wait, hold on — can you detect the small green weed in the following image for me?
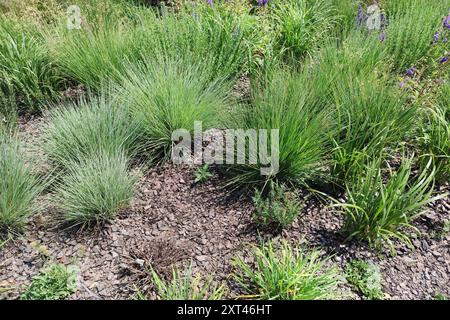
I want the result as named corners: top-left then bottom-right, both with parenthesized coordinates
top-left (20, 263), bottom-right (78, 300)
top-left (345, 260), bottom-right (384, 300)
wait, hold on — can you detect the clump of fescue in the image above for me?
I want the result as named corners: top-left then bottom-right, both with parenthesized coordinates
top-left (252, 182), bottom-right (301, 230)
top-left (223, 67), bottom-right (329, 189)
top-left (54, 153), bottom-right (136, 229)
top-left (20, 263), bottom-right (78, 300)
top-left (335, 157), bottom-right (439, 251)
top-left (330, 75), bottom-right (416, 182)
top-left (0, 18), bottom-right (63, 112)
top-left (120, 59), bottom-right (229, 161)
top-left (418, 85), bottom-right (450, 182)
top-left (271, 0), bottom-right (339, 62)
top-left (55, 5), bottom-right (247, 91)
top-left (148, 265), bottom-right (226, 300)
top-left (43, 92), bottom-right (142, 169)
top-left (0, 135), bottom-right (42, 236)
top-left (232, 241), bottom-right (340, 300)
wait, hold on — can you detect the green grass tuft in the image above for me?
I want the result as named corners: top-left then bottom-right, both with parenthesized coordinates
top-left (0, 135), bottom-right (42, 237)
top-left (232, 241), bottom-right (340, 300)
top-left (150, 265), bottom-right (226, 300)
top-left (223, 67), bottom-right (329, 189)
top-left (119, 59), bottom-right (229, 161)
top-left (43, 91), bottom-right (142, 169)
top-left (335, 156), bottom-right (438, 250)
top-left (54, 152), bottom-right (136, 228)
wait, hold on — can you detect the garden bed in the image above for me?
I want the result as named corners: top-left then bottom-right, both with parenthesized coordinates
top-left (1, 115), bottom-right (449, 299)
top-left (1, 0), bottom-right (450, 301)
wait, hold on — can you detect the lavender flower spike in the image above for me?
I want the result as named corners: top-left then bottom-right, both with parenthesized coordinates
top-left (440, 56), bottom-right (449, 64)
top-left (356, 4), bottom-right (365, 28)
top-left (207, 0), bottom-right (213, 6)
top-left (406, 67), bottom-right (416, 76)
top-left (379, 32), bottom-right (386, 42)
top-left (258, 0), bottom-right (268, 6)
top-left (434, 32), bottom-right (439, 44)
top-left (380, 13), bottom-right (387, 30)
top-left (444, 14), bottom-right (450, 30)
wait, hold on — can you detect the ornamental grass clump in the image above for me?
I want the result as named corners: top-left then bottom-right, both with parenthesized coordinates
top-left (54, 152), bottom-right (136, 228)
top-left (119, 58), bottom-right (230, 161)
top-left (54, 17), bottom-right (138, 92)
top-left (232, 241), bottom-right (340, 300)
top-left (335, 157), bottom-right (438, 251)
top-left (0, 18), bottom-right (63, 112)
top-left (223, 68), bottom-right (329, 189)
top-left (150, 265), bottom-right (226, 300)
top-left (43, 92), bottom-right (142, 169)
top-left (271, 0), bottom-right (339, 62)
top-left (134, 6), bottom-right (247, 83)
top-left (330, 75), bottom-right (416, 182)
top-left (0, 135), bottom-right (42, 236)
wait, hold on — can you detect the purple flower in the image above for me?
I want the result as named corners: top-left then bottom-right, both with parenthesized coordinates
top-left (434, 32), bottom-right (439, 43)
top-left (380, 13), bottom-right (387, 30)
top-left (207, 0), bottom-right (213, 6)
top-left (258, 0), bottom-right (268, 6)
top-left (406, 67), bottom-right (416, 76)
top-left (356, 4), bottom-right (365, 28)
top-left (379, 32), bottom-right (386, 42)
top-left (443, 14), bottom-right (450, 30)
top-left (399, 81), bottom-right (405, 88)
top-left (440, 56), bottom-right (449, 63)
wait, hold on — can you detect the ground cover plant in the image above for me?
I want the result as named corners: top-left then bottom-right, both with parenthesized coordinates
top-left (1, 0), bottom-right (449, 301)
top-left (119, 58), bottom-right (231, 161)
top-left (20, 263), bottom-right (77, 300)
top-left (252, 182), bottom-right (301, 229)
top-left (345, 260), bottom-right (384, 300)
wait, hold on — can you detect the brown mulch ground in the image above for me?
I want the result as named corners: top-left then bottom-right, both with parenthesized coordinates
top-left (0, 115), bottom-right (449, 300)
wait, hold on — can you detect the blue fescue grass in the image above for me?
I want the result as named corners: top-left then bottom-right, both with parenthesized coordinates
top-left (43, 91), bottom-right (143, 169)
top-left (0, 135), bottom-right (43, 236)
top-left (54, 152), bottom-right (136, 229)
